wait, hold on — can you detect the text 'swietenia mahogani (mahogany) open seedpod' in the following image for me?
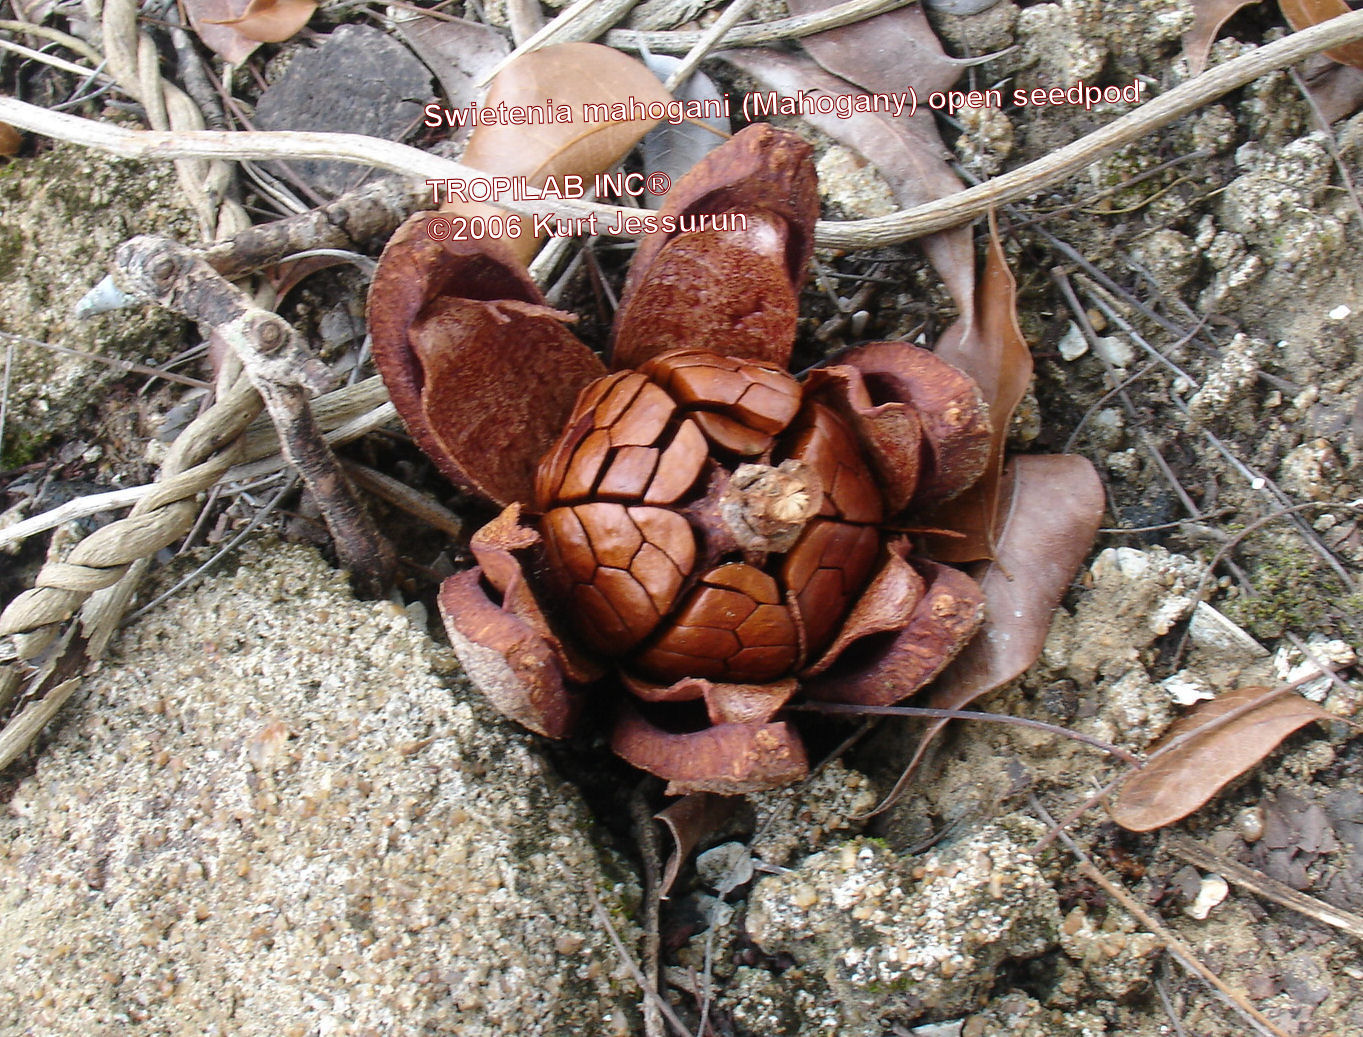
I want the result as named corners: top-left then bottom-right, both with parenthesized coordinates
top-left (368, 122), bottom-right (1102, 794)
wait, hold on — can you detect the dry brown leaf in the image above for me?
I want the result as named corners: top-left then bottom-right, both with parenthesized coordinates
top-left (1183, 0), bottom-right (1258, 76)
top-left (0, 122), bottom-right (21, 157)
top-left (450, 42), bottom-right (673, 264)
top-left (883, 453), bottom-right (1104, 803)
top-left (787, 0), bottom-right (970, 97)
top-left (929, 454), bottom-right (1104, 705)
top-left (922, 217), bottom-right (1034, 562)
top-left (1281, 0), bottom-right (1363, 70)
top-left (182, 0), bottom-right (260, 63)
top-left (393, 13), bottom-right (510, 145)
top-left (784, 0), bottom-right (974, 311)
top-left (654, 793), bottom-right (748, 897)
top-left (719, 49), bottom-right (975, 317)
top-left (1112, 686), bottom-right (1333, 832)
top-left (206, 0), bottom-right (317, 43)
top-left (1301, 53), bottom-right (1363, 121)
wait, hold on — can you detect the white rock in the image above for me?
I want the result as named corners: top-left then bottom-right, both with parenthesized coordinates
top-left (1162, 671), bottom-right (1215, 705)
top-left (1188, 602), bottom-right (1268, 656)
top-left (1058, 323), bottom-right (1089, 361)
top-left (1184, 874), bottom-right (1229, 920)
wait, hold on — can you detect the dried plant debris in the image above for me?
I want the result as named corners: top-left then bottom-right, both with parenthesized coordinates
top-left (203, 0), bottom-right (316, 45)
top-left (1183, 0), bottom-right (1259, 76)
top-left (252, 25), bottom-right (432, 196)
top-left (1112, 686), bottom-right (1334, 832)
top-left (1281, 0), bottom-right (1363, 70)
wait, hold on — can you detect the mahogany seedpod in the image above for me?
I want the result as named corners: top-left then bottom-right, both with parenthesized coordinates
top-left (369, 123), bottom-right (1097, 794)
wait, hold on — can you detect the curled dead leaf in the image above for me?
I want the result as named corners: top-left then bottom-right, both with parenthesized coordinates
top-left (922, 217), bottom-right (1034, 563)
top-left (1281, 0), bottom-right (1363, 70)
top-left (654, 793), bottom-right (748, 897)
top-left (1111, 686), bottom-right (1334, 832)
top-left (1183, 0), bottom-right (1258, 77)
top-left (867, 453), bottom-right (1104, 814)
top-left (182, 0), bottom-right (262, 63)
top-left (787, 0), bottom-right (971, 97)
top-left (206, 0), bottom-right (316, 43)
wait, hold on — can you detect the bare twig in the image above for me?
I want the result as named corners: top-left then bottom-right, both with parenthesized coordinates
top-left (478, 0), bottom-right (640, 86)
top-left (663, 0), bottom-right (756, 94)
top-left (0, 329), bottom-right (210, 389)
top-left (124, 476), bottom-right (298, 624)
top-left (788, 701), bottom-right (1142, 766)
top-left (342, 462), bottom-right (465, 541)
top-left (0, 20), bottom-right (106, 67)
top-left (1171, 499), bottom-right (1363, 664)
top-left (1289, 67), bottom-right (1363, 235)
top-left (1154, 971), bottom-right (1190, 1037)
top-left (0, 379), bottom-right (394, 553)
top-left (1052, 269), bottom-right (1204, 521)
top-left (606, 0), bottom-right (914, 53)
top-left (0, 35), bottom-right (112, 81)
top-left (587, 892), bottom-right (692, 1037)
top-left (630, 783), bottom-right (666, 1037)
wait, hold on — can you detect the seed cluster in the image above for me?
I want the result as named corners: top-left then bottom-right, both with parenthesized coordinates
top-left (534, 349), bottom-right (886, 684)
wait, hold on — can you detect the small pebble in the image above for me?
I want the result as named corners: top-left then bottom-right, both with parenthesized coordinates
top-left (1236, 806), bottom-right (1266, 843)
top-left (1184, 874), bottom-right (1229, 920)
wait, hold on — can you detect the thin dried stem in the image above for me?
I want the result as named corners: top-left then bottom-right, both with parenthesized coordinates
top-left (477, 0), bottom-right (640, 86)
top-left (1289, 67), bottom-right (1363, 234)
top-left (0, 678), bottom-right (81, 772)
top-left (789, 701), bottom-right (1142, 766)
top-left (1164, 831), bottom-right (1363, 940)
top-left (0, 35), bottom-right (111, 80)
top-left (124, 476), bottom-right (297, 624)
top-left (0, 329), bottom-right (210, 389)
top-left (0, 19), bottom-right (106, 66)
top-left (587, 891), bottom-right (692, 1037)
top-left (1171, 499), bottom-right (1363, 663)
top-left (0, 379), bottom-right (393, 553)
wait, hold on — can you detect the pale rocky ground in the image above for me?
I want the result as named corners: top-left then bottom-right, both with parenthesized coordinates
top-left (3, 1), bottom-right (1363, 1035)
top-left (0, 542), bottom-right (641, 1035)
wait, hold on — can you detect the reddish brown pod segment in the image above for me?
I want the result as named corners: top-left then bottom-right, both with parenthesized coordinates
top-left (535, 349), bottom-right (891, 686)
top-left (367, 120), bottom-right (1099, 796)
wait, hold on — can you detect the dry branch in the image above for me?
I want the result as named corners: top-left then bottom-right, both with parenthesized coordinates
top-left (111, 236), bottom-right (398, 599)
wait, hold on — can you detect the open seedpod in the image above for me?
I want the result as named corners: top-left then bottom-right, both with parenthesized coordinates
top-left (368, 123), bottom-right (1103, 794)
